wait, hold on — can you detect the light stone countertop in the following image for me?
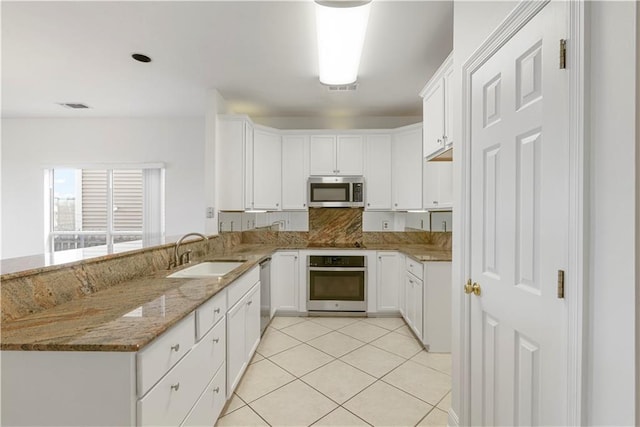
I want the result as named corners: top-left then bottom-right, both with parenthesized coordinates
top-left (0, 244), bottom-right (450, 352)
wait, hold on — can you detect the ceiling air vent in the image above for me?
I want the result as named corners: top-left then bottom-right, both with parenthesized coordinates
top-left (327, 83), bottom-right (358, 92)
top-left (58, 103), bottom-right (90, 109)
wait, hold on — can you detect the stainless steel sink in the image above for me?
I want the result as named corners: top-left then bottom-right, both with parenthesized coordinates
top-left (167, 261), bottom-right (244, 279)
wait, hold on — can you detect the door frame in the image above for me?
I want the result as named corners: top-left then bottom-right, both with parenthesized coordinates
top-left (456, 1), bottom-right (587, 425)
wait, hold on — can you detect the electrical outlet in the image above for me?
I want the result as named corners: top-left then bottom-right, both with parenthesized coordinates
top-left (382, 220), bottom-right (390, 230)
top-left (206, 207), bottom-right (215, 219)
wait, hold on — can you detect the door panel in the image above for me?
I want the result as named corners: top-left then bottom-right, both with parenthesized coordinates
top-left (469, 2), bottom-right (568, 425)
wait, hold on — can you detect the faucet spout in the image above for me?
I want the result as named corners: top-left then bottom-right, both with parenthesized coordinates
top-left (170, 232), bottom-right (208, 269)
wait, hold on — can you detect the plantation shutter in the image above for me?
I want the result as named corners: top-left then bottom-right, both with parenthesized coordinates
top-left (81, 170), bottom-right (108, 230)
top-left (112, 170), bottom-right (143, 231)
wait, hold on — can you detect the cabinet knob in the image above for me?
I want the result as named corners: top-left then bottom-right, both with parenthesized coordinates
top-left (395, 203), bottom-right (398, 207)
top-left (213, 387), bottom-right (220, 394)
top-left (295, 256), bottom-right (298, 260)
top-left (214, 308), bottom-right (220, 314)
top-left (171, 383), bottom-right (180, 391)
top-left (247, 300), bottom-right (253, 306)
top-left (433, 201), bottom-right (439, 205)
top-left (276, 203), bottom-right (279, 207)
top-left (367, 203), bottom-right (370, 206)
top-left (213, 337), bottom-right (220, 343)
top-left (170, 344), bottom-right (180, 352)
top-left (303, 203), bottom-right (306, 207)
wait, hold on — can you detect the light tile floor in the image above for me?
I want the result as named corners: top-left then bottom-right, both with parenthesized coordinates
top-left (216, 316), bottom-right (451, 427)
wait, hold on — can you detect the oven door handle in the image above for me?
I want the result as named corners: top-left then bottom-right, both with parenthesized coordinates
top-left (308, 267), bottom-right (366, 272)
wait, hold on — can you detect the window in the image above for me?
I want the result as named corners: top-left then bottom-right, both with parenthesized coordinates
top-left (45, 166), bottom-right (164, 253)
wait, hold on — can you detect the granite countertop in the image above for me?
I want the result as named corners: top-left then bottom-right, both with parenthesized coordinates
top-left (0, 244), bottom-right (450, 352)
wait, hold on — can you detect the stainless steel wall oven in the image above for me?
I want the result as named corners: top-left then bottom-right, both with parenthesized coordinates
top-left (307, 255), bottom-right (366, 312)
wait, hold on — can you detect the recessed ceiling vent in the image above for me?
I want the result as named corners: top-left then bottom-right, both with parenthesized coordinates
top-left (58, 103), bottom-right (90, 109)
top-left (327, 83), bottom-right (358, 92)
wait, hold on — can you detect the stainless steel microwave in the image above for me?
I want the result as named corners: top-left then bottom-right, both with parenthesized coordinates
top-left (308, 176), bottom-right (364, 208)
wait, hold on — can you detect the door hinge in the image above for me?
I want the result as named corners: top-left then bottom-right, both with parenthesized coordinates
top-left (559, 39), bottom-right (567, 69)
top-left (557, 270), bottom-right (565, 298)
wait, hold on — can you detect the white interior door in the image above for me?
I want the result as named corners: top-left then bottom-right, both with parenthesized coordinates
top-left (468, 2), bottom-right (569, 425)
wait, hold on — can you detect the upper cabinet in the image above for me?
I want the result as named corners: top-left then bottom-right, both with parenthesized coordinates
top-left (423, 162), bottom-right (453, 210)
top-left (252, 128), bottom-right (282, 210)
top-left (392, 124), bottom-right (423, 210)
top-left (364, 134), bottom-right (392, 210)
top-left (218, 116), bottom-right (252, 211)
top-left (420, 53), bottom-right (453, 161)
top-left (309, 135), bottom-right (363, 176)
top-left (281, 136), bottom-right (309, 210)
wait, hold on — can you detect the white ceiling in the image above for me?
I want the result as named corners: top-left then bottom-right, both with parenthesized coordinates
top-left (2, 1), bottom-right (453, 124)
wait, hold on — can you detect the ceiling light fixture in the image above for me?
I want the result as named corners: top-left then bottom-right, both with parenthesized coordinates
top-left (131, 53), bottom-right (152, 63)
top-left (315, 0), bottom-right (372, 86)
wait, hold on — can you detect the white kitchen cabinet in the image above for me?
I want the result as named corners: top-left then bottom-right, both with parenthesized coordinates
top-left (271, 251), bottom-right (300, 315)
top-left (404, 270), bottom-right (424, 340)
top-left (423, 161), bottom-right (453, 210)
top-left (309, 135), bottom-right (363, 175)
top-left (217, 115), bottom-right (252, 211)
top-left (376, 252), bottom-right (400, 312)
top-left (252, 129), bottom-right (281, 210)
top-left (392, 124), bottom-right (423, 210)
top-left (226, 282), bottom-right (260, 398)
top-left (420, 53), bottom-right (453, 160)
top-left (422, 262), bottom-right (452, 352)
top-left (364, 135), bottom-right (392, 210)
top-left (282, 136), bottom-right (309, 210)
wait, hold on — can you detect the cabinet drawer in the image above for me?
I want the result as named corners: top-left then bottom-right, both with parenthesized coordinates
top-left (137, 313), bottom-right (195, 397)
top-left (137, 319), bottom-right (220, 426)
top-left (196, 290), bottom-right (227, 341)
top-left (405, 258), bottom-right (424, 280)
top-left (180, 364), bottom-right (226, 427)
top-left (204, 317), bottom-right (226, 375)
top-left (227, 267), bottom-right (259, 308)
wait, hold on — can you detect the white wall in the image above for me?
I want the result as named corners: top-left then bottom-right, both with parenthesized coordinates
top-left (1, 117), bottom-right (205, 259)
top-left (452, 1), bottom-right (637, 425)
top-left (588, 1), bottom-right (637, 424)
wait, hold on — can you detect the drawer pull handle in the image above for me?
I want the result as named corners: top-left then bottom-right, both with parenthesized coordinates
top-left (213, 338), bottom-right (220, 343)
top-left (214, 308), bottom-right (221, 314)
top-left (213, 387), bottom-right (220, 394)
top-left (171, 383), bottom-right (180, 391)
top-left (171, 344), bottom-right (180, 352)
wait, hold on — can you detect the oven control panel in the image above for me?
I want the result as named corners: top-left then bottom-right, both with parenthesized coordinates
top-left (309, 255), bottom-right (366, 268)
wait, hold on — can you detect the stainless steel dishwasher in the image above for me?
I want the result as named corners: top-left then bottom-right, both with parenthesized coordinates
top-left (259, 257), bottom-right (271, 335)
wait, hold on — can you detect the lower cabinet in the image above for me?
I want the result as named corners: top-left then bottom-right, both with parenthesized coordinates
top-left (404, 271), bottom-right (424, 339)
top-left (271, 251), bottom-right (300, 315)
top-left (226, 282), bottom-right (261, 398)
top-left (376, 252), bottom-right (401, 313)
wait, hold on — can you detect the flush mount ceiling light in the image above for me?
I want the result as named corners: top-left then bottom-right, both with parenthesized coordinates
top-left (315, 0), bottom-right (372, 86)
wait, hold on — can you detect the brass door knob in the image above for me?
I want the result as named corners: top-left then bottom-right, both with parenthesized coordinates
top-left (464, 279), bottom-right (482, 296)
top-left (464, 279), bottom-right (473, 294)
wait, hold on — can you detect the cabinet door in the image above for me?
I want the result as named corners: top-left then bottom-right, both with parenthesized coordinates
top-left (336, 135), bottom-right (364, 175)
top-left (218, 118), bottom-right (248, 211)
top-left (244, 284), bottom-right (261, 360)
top-left (253, 130), bottom-right (281, 210)
top-left (404, 274), bottom-right (414, 330)
top-left (376, 252), bottom-right (400, 312)
top-left (309, 135), bottom-right (336, 175)
top-left (282, 136), bottom-right (309, 210)
top-left (422, 80), bottom-right (445, 158)
top-left (397, 254), bottom-right (406, 315)
top-left (423, 162), bottom-right (453, 210)
top-left (413, 278), bottom-right (424, 339)
top-left (226, 298), bottom-right (247, 397)
top-left (392, 127), bottom-right (423, 210)
top-left (365, 135), bottom-right (392, 210)
top-left (443, 64), bottom-right (454, 146)
top-left (272, 251), bottom-right (300, 313)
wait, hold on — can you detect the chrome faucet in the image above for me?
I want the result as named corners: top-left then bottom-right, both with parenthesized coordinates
top-left (169, 232), bottom-right (208, 269)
